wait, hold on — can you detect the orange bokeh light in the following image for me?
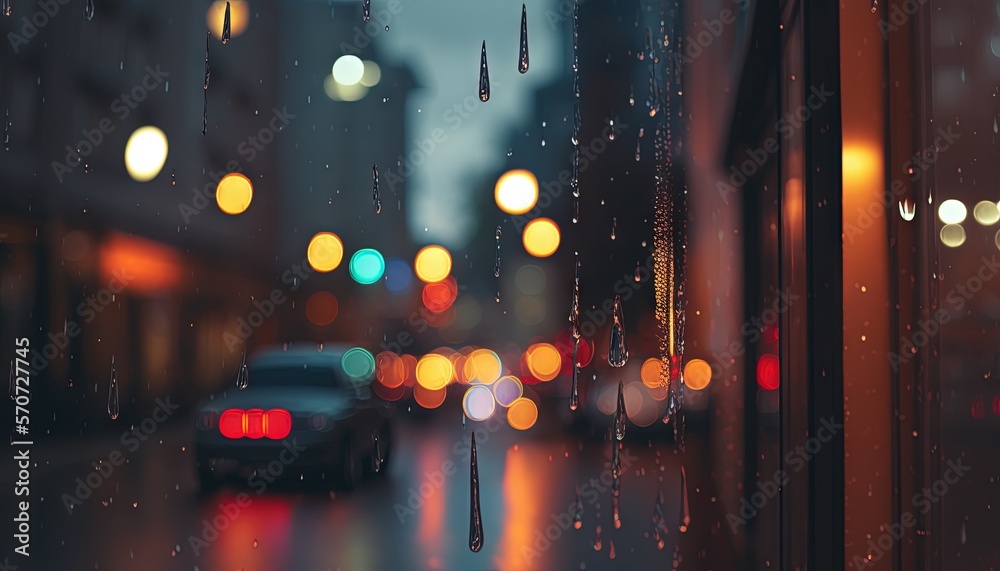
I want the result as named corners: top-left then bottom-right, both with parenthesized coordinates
top-left (305, 291), bottom-right (339, 326)
top-left (100, 233), bottom-right (181, 293)
top-left (422, 276), bottom-right (458, 313)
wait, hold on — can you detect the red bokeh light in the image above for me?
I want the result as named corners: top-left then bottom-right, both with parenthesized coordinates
top-left (554, 328), bottom-right (594, 374)
top-left (422, 276), bottom-right (458, 313)
top-left (756, 354), bottom-right (780, 390)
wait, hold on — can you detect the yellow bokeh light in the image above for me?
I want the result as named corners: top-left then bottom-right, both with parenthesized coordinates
top-left (940, 224), bottom-right (966, 248)
top-left (507, 397), bottom-right (538, 430)
top-left (640, 357), bottom-right (664, 389)
top-left (973, 200), bottom-right (1000, 225)
top-left (306, 232), bottom-right (344, 272)
top-left (526, 343), bottom-right (561, 382)
top-left (414, 245), bottom-right (452, 283)
top-left (463, 348), bottom-right (503, 384)
top-left (495, 169), bottom-right (539, 215)
top-left (415, 353), bottom-right (454, 390)
top-left (206, 0), bottom-right (249, 40)
top-left (332, 55), bottom-right (365, 86)
top-left (683, 359), bottom-right (712, 391)
top-left (124, 126), bottom-right (168, 182)
top-left (361, 61), bottom-right (382, 87)
top-left (215, 173), bottom-right (253, 215)
top-left (522, 218), bottom-right (560, 258)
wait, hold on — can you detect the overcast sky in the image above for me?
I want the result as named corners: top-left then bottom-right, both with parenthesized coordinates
top-left (377, 0), bottom-right (565, 250)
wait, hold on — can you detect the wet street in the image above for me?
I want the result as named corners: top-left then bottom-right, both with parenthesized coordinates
top-left (10, 402), bottom-right (738, 571)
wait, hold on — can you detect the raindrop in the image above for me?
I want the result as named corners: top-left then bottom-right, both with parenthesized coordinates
top-left (871, 0), bottom-right (878, 13)
top-left (3, 108), bottom-right (8, 151)
top-left (608, 539), bottom-right (616, 559)
top-left (612, 496), bottom-right (621, 528)
top-left (469, 432), bottom-right (484, 552)
top-left (372, 433), bottom-right (382, 473)
top-left (363, 0), bottom-right (371, 22)
top-left (372, 163), bottom-right (381, 214)
top-left (84, 0), bottom-right (95, 21)
top-left (593, 525), bottom-right (602, 550)
top-left (569, 255), bottom-right (581, 410)
top-left (635, 138), bottom-right (641, 161)
top-left (610, 217), bottom-right (617, 240)
top-left (2, 0), bottom-right (10, 17)
top-left (108, 356), bottom-right (119, 420)
top-left (202, 32), bottom-right (211, 135)
top-left (462, 411), bottom-right (467, 430)
top-left (572, 488), bottom-right (584, 528)
top-left (479, 41), bottom-right (491, 102)
top-left (506, 148), bottom-right (513, 157)
top-left (518, 4), bottom-right (529, 74)
top-left (608, 295), bottom-right (628, 367)
top-left (170, 167), bottom-right (176, 186)
top-left (221, 2), bottom-right (231, 44)
top-left (679, 465), bottom-right (690, 532)
top-left (633, 263), bottom-right (641, 282)
top-left (960, 520), bottom-right (967, 545)
top-left (898, 198), bottom-right (916, 221)
top-left (994, 116), bottom-right (998, 134)
top-left (236, 349), bottom-right (249, 390)
top-left (651, 490), bottom-right (668, 543)
top-left (613, 381), bottom-right (626, 440)
top-left (494, 226), bottom-right (502, 302)
top-left (611, 439), bottom-right (622, 497)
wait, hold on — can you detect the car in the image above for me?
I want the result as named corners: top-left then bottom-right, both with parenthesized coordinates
top-left (193, 344), bottom-right (394, 491)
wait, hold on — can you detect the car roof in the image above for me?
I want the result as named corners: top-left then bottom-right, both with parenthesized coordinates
top-left (248, 343), bottom-right (356, 372)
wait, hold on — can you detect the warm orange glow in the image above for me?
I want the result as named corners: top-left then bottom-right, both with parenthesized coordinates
top-left (306, 232), bottom-right (344, 272)
top-left (422, 276), bottom-right (458, 313)
top-left (304, 291), bottom-right (338, 326)
top-left (206, 0), bottom-right (250, 40)
top-left (525, 343), bottom-right (561, 381)
top-left (463, 348), bottom-right (503, 384)
top-left (413, 383), bottom-right (447, 409)
top-left (522, 218), bottom-right (561, 258)
top-left (415, 353), bottom-right (453, 390)
top-left (640, 357), bottom-right (664, 388)
top-left (495, 169), bottom-right (539, 215)
top-left (842, 143), bottom-right (881, 190)
top-left (216, 173), bottom-right (253, 215)
top-left (100, 233), bottom-right (181, 293)
top-left (683, 358), bottom-right (712, 391)
top-left (414, 245), bottom-right (452, 283)
top-left (375, 351), bottom-right (406, 388)
top-left (506, 397), bottom-right (538, 430)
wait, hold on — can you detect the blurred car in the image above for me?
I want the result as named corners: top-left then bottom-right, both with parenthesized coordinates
top-left (194, 344), bottom-right (394, 491)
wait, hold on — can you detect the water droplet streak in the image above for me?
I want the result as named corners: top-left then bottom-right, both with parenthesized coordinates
top-left (518, 4), bottom-right (529, 73)
top-left (363, 0), bottom-right (371, 22)
top-left (608, 295), bottom-right (628, 367)
top-left (494, 226), bottom-right (502, 302)
top-left (479, 41), bottom-right (491, 102)
top-left (202, 32), bottom-right (211, 135)
top-left (108, 356), bottom-right (119, 420)
top-left (679, 465), bottom-right (690, 532)
top-left (469, 432), bottom-right (484, 552)
top-left (614, 380), bottom-right (626, 440)
top-left (372, 163), bottom-right (381, 214)
top-left (84, 0), bottom-right (95, 21)
top-left (221, 2), bottom-right (232, 44)
top-left (236, 349), bottom-right (249, 390)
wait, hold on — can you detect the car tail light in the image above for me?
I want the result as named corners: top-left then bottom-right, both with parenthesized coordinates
top-left (219, 409), bottom-right (244, 439)
top-left (218, 408), bottom-right (292, 440)
top-left (197, 410), bottom-right (218, 430)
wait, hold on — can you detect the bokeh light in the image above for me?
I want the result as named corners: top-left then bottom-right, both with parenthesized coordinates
top-left (215, 172), bottom-right (253, 215)
top-left (495, 169), bottom-right (539, 215)
top-left (506, 397), bottom-right (538, 430)
top-left (415, 353), bottom-right (453, 390)
top-left (124, 126), bottom-right (168, 182)
top-left (307, 232), bottom-right (344, 272)
top-left (324, 75), bottom-right (370, 101)
top-left (414, 384), bottom-right (447, 409)
top-left (361, 61), bottom-right (381, 87)
top-left (554, 329), bottom-right (594, 369)
top-left (332, 55), bottom-right (365, 85)
top-left (422, 276), bottom-right (458, 313)
top-left (974, 200), bottom-right (1000, 225)
top-left (463, 385), bottom-right (497, 422)
top-left (206, 0), bottom-right (249, 40)
top-left (514, 297), bottom-right (546, 326)
top-left (341, 347), bottom-right (375, 382)
top-left (492, 375), bottom-right (523, 407)
top-left (349, 248), bottom-right (386, 284)
top-left (414, 245), bottom-right (452, 283)
top-left (525, 343), bottom-right (561, 382)
top-left (683, 358), bottom-right (712, 391)
top-left (305, 291), bottom-right (339, 326)
top-left (756, 354), bottom-right (780, 390)
top-left (515, 264), bottom-right (546, 295)
top-left (640, 357), bottom-right (664, 389)
top-left (375, 352), bottom-right (406, 389)
top-left (384, 258), bottom-right (413, 292)
top-left (940, 224), bottom-right (966, 248)
top-left (463, 348), bottom-right (503, 384)
top-left (938, 199), bottom-right (967, 224)
top-left (522, 218), bottom-right (561, 258)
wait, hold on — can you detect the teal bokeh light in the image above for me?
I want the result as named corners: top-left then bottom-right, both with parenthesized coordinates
top-left (349, 248), bottom-right (385, 284)
top-left (341, 347), bottom-right (376, 382)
